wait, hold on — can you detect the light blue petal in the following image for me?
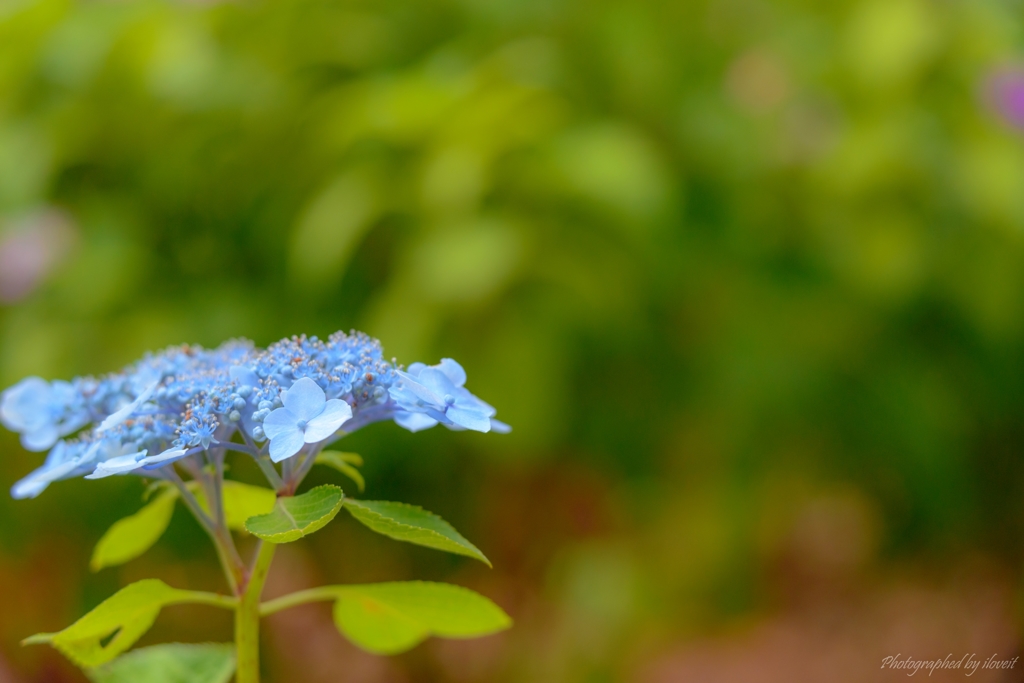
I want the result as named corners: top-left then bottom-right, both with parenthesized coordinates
top-left (405, 362), bottom-right (428, 378)
top-left (303, 399), bottom-right (352, 443)
top-left (10, 448), bottom-right (83, 498)
top-left (130, 368), bottom-right (162, 395)
top-left (445, 406), bottom-right (491, 432)
top-left (454, 389), bottom-right (497, 417)
top-left (1, 377), bottom-right (51, 432)
top-left (21, 424), bottom-right (59, 452)
top-left (85, 451), bottom-right (148, 479)
top-left (394, 411), bottom-right (438, 432)
top-left (438, 359), bottom-right (467, 387)
top-left (39, 441), bottom-right (72, 468)
top-left (141, 448), bottom-right (188, 466)
top-left (10, 474), bottom-right (51, 499)
top-left (388, 385), bottom-right (425, 412)
top-left (395, 371), bottom-right (443, 405)
top-left (140, 451), bottom-right (190, 470)
top-left (262, 407), bottom-right (298, 440)
top-left (50, 380), bottom-right (77, 403)
top-left (282, 377), bottom-right (326, 421)
top-left (489, 418), bottom-right (512, 434)
top-left (59, 412), bottom-right (90, 437)
top-left (418, 368), bottom-right (458, 398)
top-left (269, 428), bottom-right (304, 463)
top-left (98, 380), bottom-right (158, 433)
top-left (229, 365), bottom-right (259, 388)
top-left (424, 407), bottom-right (450, 424)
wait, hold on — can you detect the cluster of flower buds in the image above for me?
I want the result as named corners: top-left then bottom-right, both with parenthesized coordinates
top-left (1, 331), bottom-right (508, 499)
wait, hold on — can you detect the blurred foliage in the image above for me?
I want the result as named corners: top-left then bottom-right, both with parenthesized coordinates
top-left (2, 0), bottom-right (1024, 680)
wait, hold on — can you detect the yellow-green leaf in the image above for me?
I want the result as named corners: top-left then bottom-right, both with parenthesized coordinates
top-left (91, 490), bottom-right (178, 572)
top-left (24, 580), bottom-right (194, 667)
top-left (244, 485), bottom-right (344, 543)
top-left (344, 500), bottom-right (490, 566)
top-left (192, 481), bottom-right (276, 531)
top-left (86, 643), bottom-right (235, 683)
top-left (316, 451), bottom-right (365, 492)
top-left (318, 450), bottom-right (363, 467)
top-left (331, 582), bottom-right (512, 654)
top-left (221, 481), bottom-right (277, 529)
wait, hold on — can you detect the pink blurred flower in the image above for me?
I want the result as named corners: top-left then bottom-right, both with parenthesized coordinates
top-left (985, 67), bottom-right (1024, 128)
top-left (0, 208), bottom-right (77, 304)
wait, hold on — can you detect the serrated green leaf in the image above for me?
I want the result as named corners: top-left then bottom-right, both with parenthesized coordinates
top-left (23, 580), bottom-right (200, 667)
top-left (331, 582), bottom-right (512, 654)
top-left (316, 451), bottom-right (365, 492)
top-left (86, 643), bottom-right (235, 683)
top-left (343, 500), bottom-right (490, 566)
top-left (193, 481), bottom-right (277, 531)
top-left (244, 485), bottom-right (344, 543)
top-left (90, 490), bottom-right (178, 572)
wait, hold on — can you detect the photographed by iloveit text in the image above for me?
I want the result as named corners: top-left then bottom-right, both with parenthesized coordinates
top-left (881, 654), bottom-right (1019, 677)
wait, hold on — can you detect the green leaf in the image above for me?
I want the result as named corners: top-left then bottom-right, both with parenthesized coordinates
top-left (331, 582), bottom-right (512, 655)
top-left (316, 451), bottom-right (365, 492)
top-left (192, 481), bottom-right (277, 531)
top-left (89, 481), bottom-right (276, 572)
top-left (319, 450), bottom-right (363, 467)
top-left (244, 485), bottom-right (344, 543)
top-left (86, 643), bottom-right (235, 683)
top-left (343, 499), bottom-right (490, 566)
top-left (220, 481), bottom-right (278, 530)
top-left (90, 490), bottom-right (178, 572)
top-left (23, 580), bottom-right (201, 667)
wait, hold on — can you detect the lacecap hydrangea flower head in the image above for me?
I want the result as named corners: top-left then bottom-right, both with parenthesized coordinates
top-left (2, 330), bottom-right (509, 499)
top-left (4, 334), bottom-right (513, 683)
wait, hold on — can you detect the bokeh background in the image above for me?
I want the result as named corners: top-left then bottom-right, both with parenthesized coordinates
top-left (2, 0), bottom-right (1024, 681)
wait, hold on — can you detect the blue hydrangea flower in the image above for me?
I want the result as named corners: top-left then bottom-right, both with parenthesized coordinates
top-left (85, 445), bottom-right (191, 479)
top-left (3, 330), bottom-right (508, 498)
top-left (1, 377), bottom-right (88, 451)
top-left (85, 447), bottom-right (149, 479)
top-left (262, 377), bottom-right (353, 462)
top-left (390, 359), bottom-right (507, 433)
top-left (97, 380), bottom-right (159, 433)
top-left (393, 411), bottom-right (443, 432)
top-left (10, 440), bottom-right (99, 499)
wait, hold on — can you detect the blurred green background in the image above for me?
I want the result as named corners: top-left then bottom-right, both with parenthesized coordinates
top-left (2, 0), bottom-right (1024, 681)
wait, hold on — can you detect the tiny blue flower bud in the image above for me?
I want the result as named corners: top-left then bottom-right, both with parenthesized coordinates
top-left (252, 426), bottom-right (265, 440)
top-left (229, 410), bottom-right (241, 422)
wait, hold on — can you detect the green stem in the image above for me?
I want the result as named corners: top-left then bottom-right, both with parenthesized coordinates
top-left (255, 455), bottom-right (284, 490)
top-left (236, 541), bottom-right (276, 683)
top-left (169, 467), bottom-right (244, 593)
top-left (175, 590), bottom-right (240, 610)
top-left (259, 586), bottom-right (340, 616)
top-left (206, 455), bottom-right (247, 590)
top-left (289, 442), bottom-right (326, 492)
top-left (166, 468), bottom-right (216, 533)
top-left (280, 458), bottom-right (294, 489)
